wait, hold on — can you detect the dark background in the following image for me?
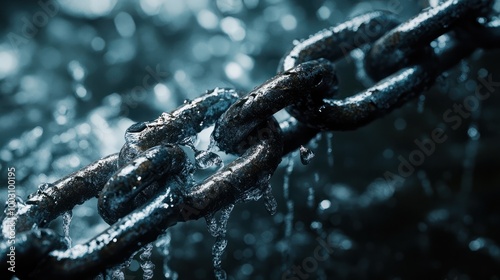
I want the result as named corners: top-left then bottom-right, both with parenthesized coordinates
top-left (1, 0), bottom-right (500, 279)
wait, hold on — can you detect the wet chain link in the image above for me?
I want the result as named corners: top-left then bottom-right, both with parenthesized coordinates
top-left (2, 0), bottom-right (500, 278)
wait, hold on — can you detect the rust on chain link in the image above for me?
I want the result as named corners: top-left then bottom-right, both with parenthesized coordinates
top-left (2, 0), bottom-right (500, 278)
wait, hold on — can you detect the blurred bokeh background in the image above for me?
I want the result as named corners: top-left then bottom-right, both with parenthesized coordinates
top-left (1, 0), bottom-right (500, 279)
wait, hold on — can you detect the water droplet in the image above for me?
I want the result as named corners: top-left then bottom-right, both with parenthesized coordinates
top-left (394, 118), bottom-right (407, 131)
top-left (467, 126), bottom-right (480, 140)
top-left (461, 121), bottom-right (481, 196)
top-left (457, 60), bottom-right (470, 83)
top-left (469, 238), bottom-right (485, 251)
top-left (140, 243), bottom-right (155, 280)
top-left (62, 211), bottom-right (73, 248)
top-left (156, 231), bottom-right (178, 280)
top-left (107, 258), bottom-right (134, 280)
top-left (310, 221), bottom-right (323, 231)
top-left (263, 184), bottom-right (277, 215)
top-left (36, 183), bottom-right (52, 195)
top-left (195, 150), bottom-right (223, 169)
top-left (239, 187), bottom-right (263, 203)
top-left (283, 156), bottom-right (294, 201)
top-left (326, 132), bottom-right (334, 167)
top-left (417, 95), bottom-right (426, 113)
top-left (68, 60), bottom-right (86, 81)
top-left (211, 204), bottom-right (234, 280)
top-left (13, 196), bottom-right (25, 207)
top-left (299, 145), bottom-right (315, 165)
top-left (218, 204), bottom-right (234, 237)
top-left (307, 183), bottom-right (315, 208)
top-left (319, 200), bottom-right (331, 210)
top-left (282, 155), bottom-right (295, 271)
top-left (205, 213), bottom-right (219, 237)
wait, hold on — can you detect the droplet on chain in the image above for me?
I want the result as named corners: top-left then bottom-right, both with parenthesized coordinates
top-left (126, 122), bottom-right (147, 133)
top-left (37, 183), bottom-right (51, 194)
top-left (299, 145), bottom-right (314, 165)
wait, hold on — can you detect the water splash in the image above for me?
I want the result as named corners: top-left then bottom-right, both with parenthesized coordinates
top-left (299, 145), bottom-right (315, 165)
top-left (140, 243), bottom-right (155, 280)
top-left (110, 268), bottom-right (124, 280)
top-left (62, 211), bottom-right (73, 248)
top-left (195, 150), bottom-right (223, 169)
top-left (180, 136), bottom-right (198, 153)
top-left (156, 231), bottom-right (178, 280)
top-left (211, 204), bottom-right (235, 280)
top-left (107, 256), bottom-right (133, 280)
top-left (114, 253), bottom-right (136, 280)
top-left (183, 135), bottom-right (223, 169)
top-left (239, 188), bottom-right (263, 203)
top-left (263, 184), bottom-right (277, 215)
top-left (34, 183), bottom-right (53, 197)
top-left (238, 174), bottom-right (271, 204)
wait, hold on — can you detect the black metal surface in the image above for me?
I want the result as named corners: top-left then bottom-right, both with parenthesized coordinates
top-left (30, 119), bottom-right (283, 279)
top-left (1, 0), bottom-right (500, 279)
top-left (213, 59), bottom-right (337, 154)
top-left (98, 144), bottom-right (189, 225)
top-left (364, 0), bottom-right (493, 81)
top-left (5, 153), bottom-right (119, 233)
top-left (118, 88), bottom-right (241, 166)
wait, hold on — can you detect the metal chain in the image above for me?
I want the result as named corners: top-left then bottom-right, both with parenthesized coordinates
top-left (2, 0), bottom-right (500, 278)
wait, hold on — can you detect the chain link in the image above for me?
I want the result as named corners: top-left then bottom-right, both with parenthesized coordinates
top-left (2, 0), bottom-right (500, 278)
